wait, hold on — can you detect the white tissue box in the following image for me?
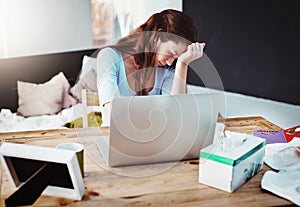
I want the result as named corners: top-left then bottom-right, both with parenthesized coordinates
top-left (199, 132), bottom-right (266, 192)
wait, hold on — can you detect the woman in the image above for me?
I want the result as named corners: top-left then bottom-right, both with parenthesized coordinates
top-left (97, 9), bottom-right (205, 120)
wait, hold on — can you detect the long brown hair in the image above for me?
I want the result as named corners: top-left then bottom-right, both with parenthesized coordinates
top-left (109, 9), bottom-right (198, 95)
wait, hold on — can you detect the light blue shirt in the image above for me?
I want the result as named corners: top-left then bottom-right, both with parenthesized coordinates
top-left (97, 47), bottom-right (175, 105)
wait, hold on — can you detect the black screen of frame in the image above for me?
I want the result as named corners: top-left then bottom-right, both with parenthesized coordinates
top-left (4, 156), bottom-right (74, 189)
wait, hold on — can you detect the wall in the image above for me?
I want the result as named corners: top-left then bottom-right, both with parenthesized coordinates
top-left (0, 0), bottom-right (182, 59)
top-left (184, 0), bottom-right (300, 105)
top-left (130, 0), bottom-right (182, 28)
top-left (0, 0), bottom-right (93, 58)
top-left (0, 0), bottom-right (5, 57)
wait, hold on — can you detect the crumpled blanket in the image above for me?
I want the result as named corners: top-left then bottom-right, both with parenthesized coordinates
top-left (0, 109), bottom-right (24, 131)
top-left (0, 104), bottom-right (105, 132)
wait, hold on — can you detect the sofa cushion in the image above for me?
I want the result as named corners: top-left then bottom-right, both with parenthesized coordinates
top-left (17, 72), bottom-right (71, 117)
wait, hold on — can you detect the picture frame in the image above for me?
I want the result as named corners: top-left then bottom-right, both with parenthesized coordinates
top-left (0, 142), bottom-right (84, 205)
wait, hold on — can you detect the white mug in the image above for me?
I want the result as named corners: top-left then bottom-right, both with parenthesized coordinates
top-left (56, 143), bottom-right (84, 177)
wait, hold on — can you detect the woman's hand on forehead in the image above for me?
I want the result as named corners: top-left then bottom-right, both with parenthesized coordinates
top-left (178, 42), bottom-right (206, 65)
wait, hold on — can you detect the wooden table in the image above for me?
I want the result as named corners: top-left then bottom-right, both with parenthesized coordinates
top-left (0, 116), bottom-right (294, 206)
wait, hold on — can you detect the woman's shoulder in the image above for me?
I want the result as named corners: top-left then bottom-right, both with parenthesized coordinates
top-left (97, 47), bottom-right (122, 59)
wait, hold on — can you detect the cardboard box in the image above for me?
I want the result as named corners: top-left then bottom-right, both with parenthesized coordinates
top-left (252, 130), bottom-right (286, 144)
top-left (252, 124), bottom-right (300, 143)
top-left (199, 133), bottom-right (266, 192)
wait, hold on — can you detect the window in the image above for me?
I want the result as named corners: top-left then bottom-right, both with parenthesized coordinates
top-left (91, 0), bottom-right (115, 47)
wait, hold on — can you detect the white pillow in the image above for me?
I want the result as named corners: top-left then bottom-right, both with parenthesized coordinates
top-left (70, 70), bottom-right (97, 103)
top-left (17, 72), bottom-right (76, 117)
top-left (79, 55), bottom-right (97, 80)
top-left (17, 76), bottom-right (64, 117)
top-left (58, 72), bottom-right (78, 109)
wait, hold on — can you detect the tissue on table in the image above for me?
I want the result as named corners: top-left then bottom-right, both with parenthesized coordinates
top-left (199, 131), bottom-right (266, 192)
top-left (262, 137), bottom-right (300, 206)
top-left (264, 137), bottom-right (300, 170)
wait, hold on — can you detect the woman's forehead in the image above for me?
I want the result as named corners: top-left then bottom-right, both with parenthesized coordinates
top-left (159, 40), bottom-right (188, 55)
top-left (159, 39), bottom-right (187, 49)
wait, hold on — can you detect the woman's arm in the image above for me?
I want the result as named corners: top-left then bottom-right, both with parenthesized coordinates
top-left (171, 42), bottom-right (205, 94)
top-left (97, 48), bottom-right (121, 123)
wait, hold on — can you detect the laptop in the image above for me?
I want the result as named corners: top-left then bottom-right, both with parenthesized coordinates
top-left (96, 93), bottom-right (223, 167)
